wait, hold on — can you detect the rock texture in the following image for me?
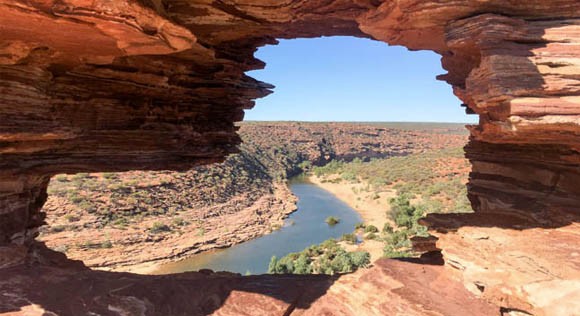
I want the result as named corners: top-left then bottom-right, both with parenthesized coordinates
top-left (0, 245), bottom-right (498, 316)
top-left (37, 122), bottom-right (466, 270)
top-left (1, 0), bottom-right (579, 315)
top-left (422, 214), bottom-right (580, 316)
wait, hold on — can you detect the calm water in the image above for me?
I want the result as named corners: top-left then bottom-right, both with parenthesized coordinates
top-left (152, 177), bottom-right (361, 275)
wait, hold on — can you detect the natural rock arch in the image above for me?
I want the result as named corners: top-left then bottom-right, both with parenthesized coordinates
top-left (0, 1), bottom-right (579, 315)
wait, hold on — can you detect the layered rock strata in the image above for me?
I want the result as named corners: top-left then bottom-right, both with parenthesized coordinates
top-left (1, 0), bottom-right (579, 315)
top-left (37, 122), bottom-right (466, 270)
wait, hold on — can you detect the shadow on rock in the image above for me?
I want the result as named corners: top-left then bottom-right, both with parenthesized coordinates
top-left (0, 243), bottom-right (338, 316)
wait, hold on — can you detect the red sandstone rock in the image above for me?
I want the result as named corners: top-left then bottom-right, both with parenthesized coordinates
top-left (0, 245), bottom-right (498, 316)
top-left (37, 122), bottom-right (466, 270)
top-left (1, 1), bottom-right (579, 315)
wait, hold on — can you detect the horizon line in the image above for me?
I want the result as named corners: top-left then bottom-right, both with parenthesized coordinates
top-left (241, 120), bottom-right (475, 124)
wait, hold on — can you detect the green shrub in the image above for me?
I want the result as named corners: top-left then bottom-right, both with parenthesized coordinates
top-left (341, 171), bottom-right (357, 182)
top-left (268, 256), bottom-right (279, 273)
top-left (150, 222), bottom-right (171, 234)
top-left (382, 223), bottom-right (394, 234)
top-left (384, 244), bottom-right (412, 258)
top-left (385, 230), bottom-right (410, 248)
top-left (102, 172), bottom-right (117, 179)
top-left (355, 222), bottom-right (366, 229)
top-left (349, 251), bottom-right (371, 268)
top-left (64, 214), bottom-right (80, 222)
top-left (77, 201), bottom-right (96, 213)
top-left (365, 232), bottom-right (379, 240)
top-left (364, 225), bottom-right (379, 233)
top-left (298, 160), bottom-right (312, 171)
top-left (69, 193), bottom-right (85, 204)
top-left (268, 239), bottom-right (370, 275)
top-left (172, 218), bottom-right (187, 227)
top-left (55, 175), bottom-right (68, 182)
top-left (271, 224), bottom-right (282, 231)
top-left (78, 240), bottom-right (113, 250)
top-left (113, 218), bottom-right (129, 227)
top-left (73, 173), bottom-right (90, 180)
top-left (293, 253), bottom-right (312, 274)
top-left (50, 225), bottom-right (67, 233)
top-left (331, 251), bottom-right (355, 273)
top-left (341, 233), bottom-right (357, 244)
top-left (325, 216), bottom-right (340, 226)
top-left (389, 194), bottom-right (424, 229)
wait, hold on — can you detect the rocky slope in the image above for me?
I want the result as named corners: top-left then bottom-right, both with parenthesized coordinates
top-left (38, 122), bottom-right (467, 269)
top-left (1, 0), bottom-right (579, 315)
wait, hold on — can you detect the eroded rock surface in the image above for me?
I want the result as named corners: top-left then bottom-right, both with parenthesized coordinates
top-left (0, 245), bottom-right (497, 316)
top-left (1, 0), bottom-right (579, 315)
top-left (38, 122), bottom-right (466, 270)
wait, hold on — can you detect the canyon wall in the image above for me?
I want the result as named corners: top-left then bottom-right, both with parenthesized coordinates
top-left (38, 123), bottom-right (465, 269)
top-left (0, 0), bottom-right (579, 315)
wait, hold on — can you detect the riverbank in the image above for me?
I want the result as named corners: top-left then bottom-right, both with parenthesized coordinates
top-left (37, 123), bottom-right (468, 273)
top-left (308, 175), bottom-right (395, 262)
top-left (42, 182), bottom-right (297, 274)
top-left (125, 183), bottom-right (299, 274)
top-left (142, 178), bottom-right (364, 275)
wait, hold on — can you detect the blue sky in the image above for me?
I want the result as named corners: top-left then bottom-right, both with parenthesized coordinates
top-left (245, 36), bottom-right (477, 123)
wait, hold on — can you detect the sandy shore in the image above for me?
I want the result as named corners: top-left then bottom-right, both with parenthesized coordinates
top-left (308, 175), bottom-right (395, 229)
top-left (308, 175), bottom-right (395, 262)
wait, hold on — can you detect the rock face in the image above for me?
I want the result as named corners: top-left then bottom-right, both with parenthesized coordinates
top-left (1, 0), bottom-right (579, 315)
top-left (37, 122), bottom-right (466, 270)
top-left (0, 245), bottom-right (498, 316)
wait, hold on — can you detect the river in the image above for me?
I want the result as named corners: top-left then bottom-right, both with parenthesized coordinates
top-left (151, 177), bottom-right (362, 275)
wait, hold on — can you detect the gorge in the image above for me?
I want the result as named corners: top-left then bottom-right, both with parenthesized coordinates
top-left (1, 1), bottom-right (579, 315)
top-left (151, 177), bottom-right (363, 275)
top-left (37, 122), bottom-right (465, 271)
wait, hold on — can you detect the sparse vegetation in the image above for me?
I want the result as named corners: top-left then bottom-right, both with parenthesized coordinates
top-left (365, 232), bottom-right (379, 240)
top-left (364, 225), bottom-right (379, 233)
top-left (340, 233), bottom-right (358, 244)
top-left (102, 172), bottom-right (117, 179)
top-left (271, 224), bottom-right (282, 231)
top-left (50, 225), bottom-right (67, 233)
top-left (64, 214), bottom-right (80, 223)
top-left (325, 216), bottom-right (340, 226)
top-left (40, 122), bottom-right (469, 269)
top-left (172, 218), bottom-right (187, 227)
top-left (312, 147), bottom-right (470, 214)
top-left (268, 239), bottom-right (370, 275)
top-left (313, 147), bottom-right (471, 259)
top-left (355, 222), bottom-right (366, 229)
top-left (78, 240), bottom-right (114, 250)
top-left (150, 222), bottom-right (171, 234)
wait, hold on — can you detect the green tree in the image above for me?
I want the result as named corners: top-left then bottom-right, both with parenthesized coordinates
top-left (350, 251), bottom-right (371, 268)
top-left (389, 194), bottom-right (423, 229)
top-left (331, 251), bottom-right (354, 273)
top-left (268, 256), bottom-right (278, 274)
top-left (294, 253), bottom-right (312, 274)
top-left (341, 233), bottom-right (357, 244)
